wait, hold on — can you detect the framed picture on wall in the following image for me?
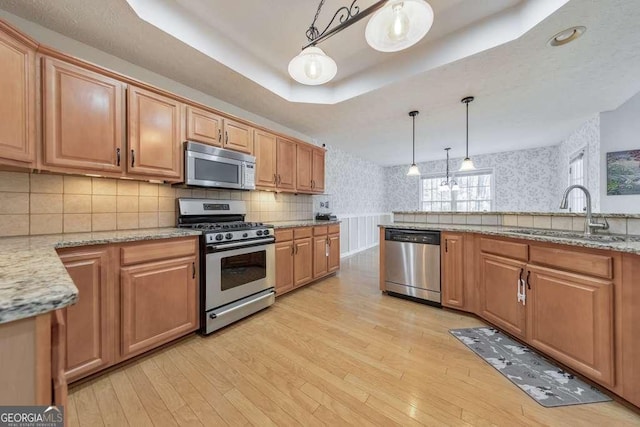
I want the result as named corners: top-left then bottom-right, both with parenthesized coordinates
top-left (606, 149), bottom-right (640, 195)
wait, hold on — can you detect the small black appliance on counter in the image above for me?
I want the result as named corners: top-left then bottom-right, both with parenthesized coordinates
top-left (315, 213), bottom-right (337, 221)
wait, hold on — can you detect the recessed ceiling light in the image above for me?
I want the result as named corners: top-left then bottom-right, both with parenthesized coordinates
top-left (548, 26), bottom-right (586, 47)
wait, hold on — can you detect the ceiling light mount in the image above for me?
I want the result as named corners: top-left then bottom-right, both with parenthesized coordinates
top-left (548, 26), bottom-right (586, 47)
top-left (289, 0), bottom-right (434, 85)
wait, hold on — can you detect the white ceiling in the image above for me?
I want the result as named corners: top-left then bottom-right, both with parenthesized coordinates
top-left (1, 0), bottom-right (640, 166)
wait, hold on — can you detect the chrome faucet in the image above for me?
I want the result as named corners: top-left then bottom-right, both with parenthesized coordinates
top-left (559, 185), bottom-right (609, 235)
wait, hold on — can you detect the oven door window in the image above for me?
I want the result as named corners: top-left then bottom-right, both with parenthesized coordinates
top-left (195, 158), bottom-right (240, 185)
top-left (220, 250), bottom-right (267, 291)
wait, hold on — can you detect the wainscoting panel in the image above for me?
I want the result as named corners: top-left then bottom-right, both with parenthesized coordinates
top-left (338, 213), bottom-right (391, 257)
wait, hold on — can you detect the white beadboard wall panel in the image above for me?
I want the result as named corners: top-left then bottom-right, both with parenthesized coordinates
top-left (339, 214), bottom-right (391, 257)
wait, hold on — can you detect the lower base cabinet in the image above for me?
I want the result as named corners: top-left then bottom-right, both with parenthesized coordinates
top-left (56, 236), bottom-right (199, 383)
top-left (275, 224), bottom-right (340, 295)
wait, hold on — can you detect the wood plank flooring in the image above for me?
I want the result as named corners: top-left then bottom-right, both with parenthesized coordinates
top-left (68, 248), bottom-right (640, 426)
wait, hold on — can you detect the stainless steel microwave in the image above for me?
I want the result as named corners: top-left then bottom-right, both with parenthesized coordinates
top-left (184, 141), bottom-right (256, 190)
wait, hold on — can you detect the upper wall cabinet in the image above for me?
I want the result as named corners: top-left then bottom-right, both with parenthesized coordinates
top-left (223, 118), bottom-right (253, 154)
top-left (42, 57), bottom-right (125, 174)
top-left (297, 144), bottom-right (326, 194)
top-left (186, 105), bottom-right (223, 147)
top-left (254, 129), bottom-right (277, 189)
top-left (0, 22), bottom-right (36, 167)
top-left (127, 85), bottom-right (183, 181)
top-left (276, 137), bottom-right (297, 192)
top-left (312, 148), bottom-right (325, 193)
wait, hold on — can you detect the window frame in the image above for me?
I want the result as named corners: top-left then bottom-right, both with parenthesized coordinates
top-left (568, 146), bottom-right (587, 213)
top-left (419, 168), bottom-right (495, 212)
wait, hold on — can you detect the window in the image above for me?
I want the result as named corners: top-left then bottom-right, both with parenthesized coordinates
top-left (568, 149), bottom-right (586, 212)
top-left (420, 170), bottom-right (494, 212)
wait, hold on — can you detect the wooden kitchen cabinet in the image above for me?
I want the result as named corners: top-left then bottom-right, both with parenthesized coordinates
top-left (312, 148), bottom-right (325, 193)
top-left (328, 229), bottom-right (340, 273)
top-left (127, 85), bottom-right (183, 181)
top-left (479, 252), bottom-right (527, 340)
top-left (275, 240), bottom-right (294, 294)
top-left (223, 118), bottom-right (253, 154)
top-left (313, 235), bottom-right (329, 279)
top-left (526, 265), bottom-right (614, 386)
top-left (186, 105), bottom-right (223, 147)
top-left (0, 21), bottom-right (36, 167)
top-left (277, 137), bottom-right (297, 191)
top-left (442, 232), bottom-right (465, 309)
top-left (42, 57), bottom-right (126, 174)
top-left (254, 129), bottom-right (277, 188)
top-left (57, 247), bottom-right (114, 382)
top-left (294, 236), bottom-right (313, 287)
top-left (296, 144), bottom-right (313, 193)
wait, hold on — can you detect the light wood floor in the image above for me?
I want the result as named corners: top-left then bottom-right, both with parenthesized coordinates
top-left (68, 248), bottom-right (640, 426)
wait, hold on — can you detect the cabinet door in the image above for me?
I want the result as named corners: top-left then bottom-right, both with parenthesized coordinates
top-left (128, 85), bottom-right (182, 180)
top-left (120, 256), bottom-right (198, 359)
top-left (277, 137), bottom-right (296, 191)
top-left (328, 233), bottom-right (340, 273)
top-left (442, 233), bottom-right (465, 309)
top-left (223, 118), bottom-right (253, 154)
top-left (186, 106), bottom-right (222, 146)
top-left (294, 237), bottom-right (313, 287)
top-left (479, 253), bottom-right (527, 339)
top-left (313, 236), bottom-right (328, 279)
top-left (254, 130), bottom-right (277, 189)
top-left (275, 241), bottom-right (294, 295)
top-left (312, 148), bottom-right (325, 193)
top-left (527, 266), bottom-right (614, 386)
top-left (0, 25), bottom-right (36, 166)
top-left (58, 247), bottom-right (113, 382)
top-left (43, 57), bottom-right (125, 174)
top-left (296, 144), bottom-right (313, 193)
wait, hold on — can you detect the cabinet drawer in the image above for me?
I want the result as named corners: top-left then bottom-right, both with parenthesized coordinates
top-left (328, 224), bottom-right (340, 234)
top-left (275, 228), bottom-right (293, 242)
top-left (294, 227), bottom-right (312, 239)
top-left (121, 237), bottom-right (196, 266)
top-left (313, 226), bottom-right (328, 236)
top-left (530, 245), bottom-right (613, 279)
top-left (480, 237), bottom-right (528, 261)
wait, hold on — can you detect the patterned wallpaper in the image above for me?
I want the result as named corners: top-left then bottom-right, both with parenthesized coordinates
top-left (314, 144), bottom-right (387, 215)
top-left (557, 115), bottom-right (601, 211)
top-left (384, 146), bottom-right (561, 212)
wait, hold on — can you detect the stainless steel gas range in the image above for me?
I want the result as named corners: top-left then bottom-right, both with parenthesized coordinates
top-left (177, 198), bottom-right (275, 335)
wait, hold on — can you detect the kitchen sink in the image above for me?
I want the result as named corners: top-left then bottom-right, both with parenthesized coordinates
top-left (503, 228), bottom-right (627, 243)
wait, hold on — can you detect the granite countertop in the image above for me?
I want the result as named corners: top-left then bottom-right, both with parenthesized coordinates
top-left (269, 219), bottom-right (341, 229)
top-left (0, 228), bottom-right (202, 325)
top-left (379, 222), bottom-right (640, 255)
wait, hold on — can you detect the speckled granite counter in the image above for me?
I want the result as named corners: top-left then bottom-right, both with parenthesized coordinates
top-left (269, 220), bottom-right (341, 229)
top-left (0, 228), bottom-right (202, 325)
top-left (380, 222), bottom-right (640, 255)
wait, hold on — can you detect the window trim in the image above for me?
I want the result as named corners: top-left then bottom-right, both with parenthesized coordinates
top-left (568, 146), bottom-right (587, 212)
top-left (419, 168), bottom-right (495, 212)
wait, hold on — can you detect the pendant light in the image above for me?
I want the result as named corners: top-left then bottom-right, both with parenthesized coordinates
top-left (288, 46), bottom-right (337, 85)
top-left (439, 148), bottom-right (459, 192)
top-left (365, 0), bottom-right (434, 52)
top-left (407, 110), bottom-right (420, 176)
top-left (459, 96), bottom-right (476, 171)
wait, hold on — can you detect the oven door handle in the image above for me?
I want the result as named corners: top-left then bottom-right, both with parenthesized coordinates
top-left (206, 237), bottom-right (274, 251)
top-left (209, 290), bottom-right (275, 319)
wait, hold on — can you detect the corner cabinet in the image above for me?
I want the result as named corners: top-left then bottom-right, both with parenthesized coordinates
top-left (127, 85), bottom-right (183, 181)
top-left (42, 57), bottom-right (125, 174)
top-left (0, 21), bottom-right (36, 167)
top-left (56, 236), bottom-right (199, 383)
top-left (442, 232), bottom-right (465, 309)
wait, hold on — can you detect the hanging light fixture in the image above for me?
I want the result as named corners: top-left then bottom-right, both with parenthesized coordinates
top-left (289, 0), bottom-right (434, 85)
top-left (439, 148), bottom-right (459, 192)
top-left (407, 110), bottom-right (420, 176)
top-left (459, 96), bottom-right (476, 171)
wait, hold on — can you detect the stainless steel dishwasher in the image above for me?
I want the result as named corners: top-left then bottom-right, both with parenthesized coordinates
top-left (384, 228), bottom-right (441, 305)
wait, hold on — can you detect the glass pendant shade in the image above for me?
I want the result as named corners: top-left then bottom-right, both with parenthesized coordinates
top-left (365, 0), bottom-right (434, 52)
top-left (450, 180), bottom-right (460, 192)
top-left (459, 157), bottom-right (476, 171)
top-left (439, 180), bottom-right (450, 192)
top-left (407, 163), bottom-right (420, 176)
top-left (288, 46), bottom-right (337, 85)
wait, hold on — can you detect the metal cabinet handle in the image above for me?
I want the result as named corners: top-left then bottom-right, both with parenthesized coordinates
top-left (131, 149), bottom-right (135, 167)
top-left (295, 244), bottom-right (299, 254)
top-left (116, 148), bottom-right (121, 166)
top-left (526, 270), bottom-right (531, 290)
top-left (445, 239), bottom-right (448, 253)
top-left (225, 131), bottom-right (229, 144)
top-left (291, 244), bottom-right (294, 255)
top-left (518, 268), bottom-right (523, 283)
top-left (218, 129), bottom-right (222, 142)
top-left (273, 174), bottom-right (277, 184)
top-left (192, 262), bottom-right (196, 279)
top-left (277, 175), bottom-right (281, 185)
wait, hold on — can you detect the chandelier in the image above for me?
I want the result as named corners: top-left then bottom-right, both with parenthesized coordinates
top-left (288, 0), bottom-right (434, 85)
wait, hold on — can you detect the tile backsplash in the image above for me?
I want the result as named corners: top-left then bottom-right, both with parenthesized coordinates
top-left (0, 171), bottom-right (313, 237)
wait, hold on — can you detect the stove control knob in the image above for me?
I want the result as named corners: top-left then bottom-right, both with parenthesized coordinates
top-left (225, 233), bottom-right (233, 240)
top-left (262, 229), bottom-right (270, 235)
top-left (242, 233), bottom-right (248, 238)
top-left (256, 230), bottom-right (263, 236)
top-left (215, 234), bottom-right (224, 241)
